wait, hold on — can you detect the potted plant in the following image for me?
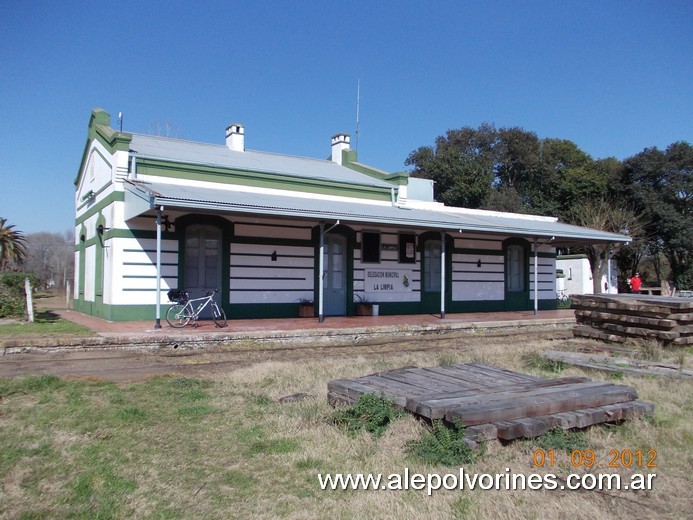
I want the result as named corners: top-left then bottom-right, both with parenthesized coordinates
top-left (354, 294), bottom-right (373, 316)
top-left (297, 298), bottom-right (314, 318)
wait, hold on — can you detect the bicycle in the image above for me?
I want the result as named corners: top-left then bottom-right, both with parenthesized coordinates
top-left (165, 289), bottom-right (228, 328)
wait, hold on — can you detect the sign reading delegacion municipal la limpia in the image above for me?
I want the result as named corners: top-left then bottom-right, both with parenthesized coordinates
top-left (365, 269), bottom-right (413, 293)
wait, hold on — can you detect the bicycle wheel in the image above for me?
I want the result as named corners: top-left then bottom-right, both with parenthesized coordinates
top-left (212, 304), bottom-right (227, 328)
top-left (166, 304), bottom-right (191, 328)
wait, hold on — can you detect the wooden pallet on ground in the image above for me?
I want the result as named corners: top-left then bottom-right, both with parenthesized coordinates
top-left (327, 363), bottom-right (653, 448)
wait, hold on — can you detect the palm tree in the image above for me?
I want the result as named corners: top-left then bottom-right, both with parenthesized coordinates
top-left (0, 217), bottom-right (27, 269)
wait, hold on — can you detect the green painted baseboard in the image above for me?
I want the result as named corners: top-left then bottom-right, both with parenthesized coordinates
top-left (71, 297), bottom-right (558, 322)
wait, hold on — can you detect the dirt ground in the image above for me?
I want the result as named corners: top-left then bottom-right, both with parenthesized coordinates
top-left (0, 328), bottom-right (573, 383)
top-left (1, 291), bottom-right (576, 383)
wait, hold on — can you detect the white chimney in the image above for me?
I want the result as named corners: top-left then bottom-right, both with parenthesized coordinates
top-left (226, 123), bottom-right (245, 151)
top-left (331, 133), bottom-right (350, 165)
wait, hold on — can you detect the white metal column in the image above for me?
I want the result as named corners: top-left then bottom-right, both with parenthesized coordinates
top-left (317, 220), bottom-right (340, 323)
top-left (155, 206), bottom-right (163, 329)
top-left (606, 245), bottom-right (612, 293)
top-left (318, 222), bottom-right (325, 323)
top-left (440, 232), bottom-right (446, 319)
top-left (533, 237), bottom-right (538, 315)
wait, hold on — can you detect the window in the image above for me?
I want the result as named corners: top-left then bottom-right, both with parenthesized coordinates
top-left (362, 232), bottom-right (380, 263)
top-left (399, 233), bottom-right (416, 264)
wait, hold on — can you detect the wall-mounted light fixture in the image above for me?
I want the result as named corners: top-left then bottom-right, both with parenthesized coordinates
top-left (80, 190), bottom-right (95, 202)
top-left (271, 251), bottom-right (278, 262)
top-left (477, 259), bottom-right (482, 268)
top-left (161, 215), bottom-right (174, 231)
top-left (97, 224), bottom-right (112, 235)
top-left (97, 224), bottom-right (112, 248)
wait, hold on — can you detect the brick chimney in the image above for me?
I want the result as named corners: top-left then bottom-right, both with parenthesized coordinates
top-left (331, 133), bottom-right (350, 165)
top-left (226, 123), bottom-right (245, 151)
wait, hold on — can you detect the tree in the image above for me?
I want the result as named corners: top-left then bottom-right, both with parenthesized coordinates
top-left (405, 124), bottom-right (498, 208)
top-left (618, 142), bottom-right (692, 289)
top-left (0, 218), bottom-right (27, 270)
top-left (407, 124), bottom-right (606, 221)
top-left (568, 199), bottom-right (645, 293)
top-left (23, 231), bottom-right (74, 290)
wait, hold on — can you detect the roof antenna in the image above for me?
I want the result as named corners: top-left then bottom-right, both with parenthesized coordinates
top-left (355, 79), bottom-right (360, 152)
top-left (118, 112), bottom-right (123, 132)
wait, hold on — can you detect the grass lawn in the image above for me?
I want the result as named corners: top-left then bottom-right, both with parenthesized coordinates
top-left (0, 310), bottom-right (93, 336)
top-left (0, 338), bottom-right (690, 519)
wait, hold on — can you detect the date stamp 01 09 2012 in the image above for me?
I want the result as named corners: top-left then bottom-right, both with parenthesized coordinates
top-left (532, 448), bottom-right (657, 469)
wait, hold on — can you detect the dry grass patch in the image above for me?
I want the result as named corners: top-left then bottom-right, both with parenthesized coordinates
top-left (0, 335), bottom-right (690, 519)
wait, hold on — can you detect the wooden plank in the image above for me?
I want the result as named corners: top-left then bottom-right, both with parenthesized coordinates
top-left (599, 322), bottom-right (681, 340)
top-left (493, 401), bottom-right (652, 440)
top-left (410, 381), bottom-right (612, 421)
top-left (423, 365), bottom-right (500, 388)
top-left (573, 325), bottom-right (627, 343)
top-left (463, 423), bottom-right (498, 442)
top-left (445, 383), bottom-right (638, 426)
top-left (327, 379), bottom-right (409, 406)
top-left (543, 350), bottom-right (693, 379)
top-left (372, 371), bottom-right (462, 393)
top-left (417, 367), bottom-right (497, 390)
top-left (406, 377), bottom-right (592, 420)
top-left (494, 416), bottom-right (560, 440)
top-left (574, 309), bottom-right (678, 329)
top-left (413, 376), bottom-right (591, 403)
top-left (357, 374), bottom-right (433, 395)
top-left (376, 369), bottom-right (466, 393)
top-left (464, 363), bottom-right (543, 383)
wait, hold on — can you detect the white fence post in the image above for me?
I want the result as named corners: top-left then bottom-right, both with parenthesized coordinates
top-left (24, 277), bottom-right (34, 323)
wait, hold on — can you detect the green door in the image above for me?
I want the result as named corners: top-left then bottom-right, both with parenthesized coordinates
top-left (184, 225), bottom-right (222, 304)
top-left (421, 239), bottom-right (442, 313)
top-left (323, 234), bottom-right (347, 316)
top-left (505, 243), bottom-right (529, 310)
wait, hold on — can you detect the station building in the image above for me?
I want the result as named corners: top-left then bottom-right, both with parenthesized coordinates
top-left (74, 109), bottom-right (629, 321)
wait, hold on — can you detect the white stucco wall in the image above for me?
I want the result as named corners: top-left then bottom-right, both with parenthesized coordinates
top-left (557, 256), bottom-right (618, 295)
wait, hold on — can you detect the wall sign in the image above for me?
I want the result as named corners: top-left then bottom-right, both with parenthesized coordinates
top-left (365, 269), bottom-right (413, 293)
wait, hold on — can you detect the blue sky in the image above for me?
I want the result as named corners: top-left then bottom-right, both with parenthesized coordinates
top-left (1, 0), bottom-right (691, 234)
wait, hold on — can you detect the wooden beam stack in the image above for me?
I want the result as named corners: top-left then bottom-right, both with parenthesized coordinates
top-left (328, 363), bottom-right (653, 447)
top-left (571, 294), bottom-right (693, 345)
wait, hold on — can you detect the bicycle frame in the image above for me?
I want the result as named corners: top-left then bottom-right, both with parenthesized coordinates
top-left (166, 289), bottom-right (227, 328)
top-left (182, 293), bottom-right (215, 323)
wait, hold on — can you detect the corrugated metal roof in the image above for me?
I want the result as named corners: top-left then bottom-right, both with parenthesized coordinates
top-left (129, 133), bottom-right (394, 189)
top-left (125, 180), bottom-right (630, 244)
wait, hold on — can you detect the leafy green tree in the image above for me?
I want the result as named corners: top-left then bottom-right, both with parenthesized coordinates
top-left (0, 218), bottom-right (27, 270)
top-left (407, 124), bottom-right (606, 221)
top-left (618, 142), bottom-right (692, 289)
top-left (405, 124), bottom-right (497, 208)
top-left (495, 127), bottom-right (541, 191)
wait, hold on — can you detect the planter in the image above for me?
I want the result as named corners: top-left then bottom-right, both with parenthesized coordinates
top-left (298, 304), bottom-right (314, 318)
top-left (355, 304), bottom-right (373, 316)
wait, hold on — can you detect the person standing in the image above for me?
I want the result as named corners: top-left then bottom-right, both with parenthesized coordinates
top-left (630, 273), bottom-right (642, 294)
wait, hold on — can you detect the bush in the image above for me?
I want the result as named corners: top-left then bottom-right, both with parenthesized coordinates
top-left (0, 272), bottom-right (39, 318)
top-left (0, 296), bottom-right (26, 318)
top-left (406, 419), bottom-right (479, 466)
top-left (0, 272), bottom-right (39, 297)
top-left (331, 393), bottom-right (404, 438)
